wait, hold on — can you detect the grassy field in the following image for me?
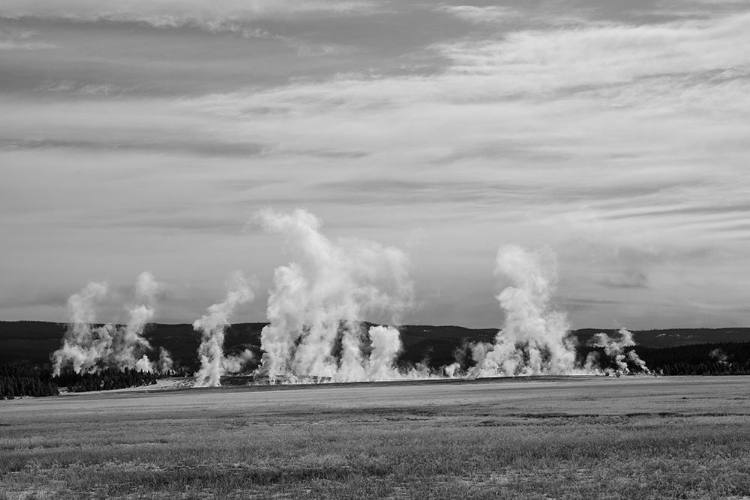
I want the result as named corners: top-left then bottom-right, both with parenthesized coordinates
top-left (1, 376), bottom-right (749, 499)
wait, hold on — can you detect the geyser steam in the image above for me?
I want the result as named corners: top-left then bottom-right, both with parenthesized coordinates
top-left (50, 235), bottom-right (649, 385)
top-left (466, 245), bottom-right (649, 377)
top-left (256, 209), bottom-right (413, 383)
top-left (586, 328), bottom-right (650, 374)
top-left (52, 272), bottom-right (172, 376)
top-left (193, 272), bottom-right (254, 387)
top-left (469, 245), bottom-right (579, 377)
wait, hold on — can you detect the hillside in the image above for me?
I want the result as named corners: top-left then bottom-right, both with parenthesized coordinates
top-left (2, 321), bottom-right (750, 371)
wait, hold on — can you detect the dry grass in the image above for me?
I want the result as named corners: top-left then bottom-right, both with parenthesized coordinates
top-left (1, 376), bottom-right (749, 499)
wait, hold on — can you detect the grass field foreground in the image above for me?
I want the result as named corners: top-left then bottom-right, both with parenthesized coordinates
top-left (1, 377), bottom-right (749, 499)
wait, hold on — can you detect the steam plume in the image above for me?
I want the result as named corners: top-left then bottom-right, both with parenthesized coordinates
top-left (709, 348), bottom-right (728, 364)
top-left (52, 272), bottom-right (169, 376)
top-left (52, 282), bottom-right (108, 376)
top-left (113, 272), bottom-right (158, 370)
top-left (157, 347), bottom-right (175, 374)
top-left (256, 209), bottom-right (412, 383)
top-left (466, 246), bottom-right (650, 377)
top-left (193, 272), bottom-right (254, 387)
top-left (586, 328), bottom-right (650, 374)
top-left (469, 245), bottom-right (578, 377)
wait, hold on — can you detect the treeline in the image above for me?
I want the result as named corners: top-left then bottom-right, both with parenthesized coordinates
top-left (572, 342), bottom-right (750, 376)
top-left (655, 361), bottom-right (750, 376)
top-left (635, 342), bottom-right (750, 376)
top-left (0, 364), bottom-right (59, 399)
top-left (54, 368), bottom-right (158, 392)
top-left (410, 341), bottom-right (750, 377)
top-left (1, 364), bottom-right (161, 399)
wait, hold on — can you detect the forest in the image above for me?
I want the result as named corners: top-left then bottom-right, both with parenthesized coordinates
top-left (1, 321), bottom-right (750, 399)
top-left (0, 364), bottom-right (58, 399)
top-left (0, 365), bottom-right (157, 399)
top-left (53, 367), bottom-right (158, 393)
top-left (635, 342), bottom-right (750, 376)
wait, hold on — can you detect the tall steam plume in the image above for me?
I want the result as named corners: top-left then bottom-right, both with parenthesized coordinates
top-left (256, 209), bottom-right (413, 383)
top-left (467, 245), bottom-right (649, 377)
top-left (52, 272), bottom-right (172, 376)
top-left (469, 245), bottom-right (579, 377)
top-left (193, 272), bottom-right (254, 387)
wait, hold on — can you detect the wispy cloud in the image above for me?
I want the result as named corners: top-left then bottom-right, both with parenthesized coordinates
top-left (437, 5), bottom-right (517, 24)
top-left (0, 28), bottom-right (56, 50)
top-left (0, 0), bottom-right (383, 33)
top-left (598, 271), bottom-right (651, 290)
top-left (2, 1), bottom-right (750, 327)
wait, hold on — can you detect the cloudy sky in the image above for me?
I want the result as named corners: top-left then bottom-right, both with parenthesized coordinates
top-left (2, 0), bottom-right (750, 329)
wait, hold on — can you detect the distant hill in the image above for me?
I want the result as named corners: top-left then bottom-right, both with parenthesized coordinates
top-left (0, 321), bottom-right (266, 371)
top-left (2, 320), bottom-right (750, 370)
top-left (573, 328), bottom-right (750, 348)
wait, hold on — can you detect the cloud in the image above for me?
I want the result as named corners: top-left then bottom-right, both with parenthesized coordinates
top-left (652, 0), bottom-right (750, 19)
top-left (0, 95), bottom-right (271, 160)
top-left (0, 40), bottom-right (56, 50)
top-left (600, 203), bottom-right (750, 221)
top-left (3, 1), bottom-right (750, 329)
top-left (0, 290), bottom-right (70, 309)
top-left (435, 14), bottom-right (750, 96)
top-left (560, 297), bottom-right (622, 312)
top-left (0, 137), bottom-right (266, 158)
top-left (6, 8), bottom-right (750, 242)
top-left (0, 28), bottom-right (56, 50)
top-left (598, 271), bottom-right (651, 290)
top-left (0, 0), bottom-right (382, 32)
top-left (437, 5), bottom-right (517, 24)
top-left (36, 81), bottom-right (124, 96)
top-left (181, 12), bottom-right (750, 156)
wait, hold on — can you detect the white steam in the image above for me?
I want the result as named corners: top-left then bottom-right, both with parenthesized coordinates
top-left (256, 209), bottom-right (413, 383)
top-left (52, 282), bottom-right (108, 376)
top-left (50, 238), bottom-right (652, 384)
top-left (112, 272), bottom-right (158, 370)
top-left (157, 347), bottom-right (175, 374)
top-left (586, 328), bottom-right (650, 374)
top-left (52, 272), bottom-right (172, 376)
top-left (469, 245), bottom-right (579, 377)
top-left (193, 272), bottom-right (254, 387)
top-left (709, 348), bottom-right (728, 364)
top-left (468, 246), bottom-right (649, 377)
top-left (221, 349), bottom-right (255, 375)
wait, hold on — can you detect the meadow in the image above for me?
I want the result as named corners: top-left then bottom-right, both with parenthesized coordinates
top-left (1, 376), bottom-right (749, 499)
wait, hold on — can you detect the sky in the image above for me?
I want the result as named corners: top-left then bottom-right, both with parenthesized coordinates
top-left (2, 0), bottom-right (750, 330)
